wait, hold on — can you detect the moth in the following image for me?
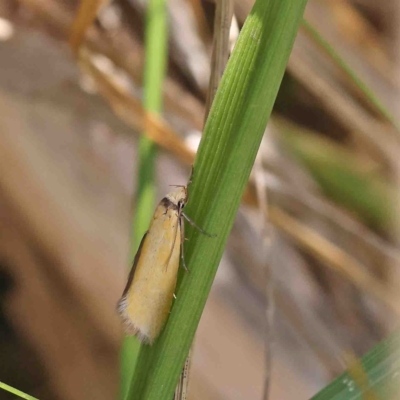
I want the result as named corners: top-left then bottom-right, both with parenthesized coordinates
top-left (117, 185), bottom-right (212, 344)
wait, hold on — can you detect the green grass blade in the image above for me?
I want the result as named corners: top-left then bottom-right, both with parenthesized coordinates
top-left (119, 0), bottom-right (168, 397)
top-left (126, 1), bottom-right (307, 399)
top-left (0, 381), bottom-right (39, 400)
top-left (278, 122), bottom-right (395, 231)
top-left (302, 19), bottom-right (400, 131)
top-left (311, 332), bottom-right (400, 399)
top-left (133, 0), bottom-right (169, 246)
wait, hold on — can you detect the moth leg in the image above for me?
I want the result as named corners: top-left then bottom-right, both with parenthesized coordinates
top-left (180, 216), bottom-right (188, 271)
top-left (182, 213), bottom-right (216, 237)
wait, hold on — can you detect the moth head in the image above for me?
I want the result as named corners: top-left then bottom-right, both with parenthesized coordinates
top-left (166, 186), bottom-right (188, 209)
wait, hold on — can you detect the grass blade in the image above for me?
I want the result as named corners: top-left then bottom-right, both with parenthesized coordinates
top-left (301, 19), bottom-right (400, 131)
top-left (126, 1), bottom-right (307, 399)
top-left (120, 0), bottom-right (168, 397)
top-left (277, 121), bottom-right (395, 231)
top-left (0, 381), bottom-right (39, 400)
top-left (311, 332), bottom-right (400, 399)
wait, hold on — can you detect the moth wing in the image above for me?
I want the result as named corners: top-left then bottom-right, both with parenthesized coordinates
top-left (117, 206), bottom-right (181, 343)
top-left (120, 231), bottom-right (148, 298)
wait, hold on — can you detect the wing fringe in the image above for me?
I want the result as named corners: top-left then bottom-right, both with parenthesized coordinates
top-left (117, 295), bottom-right (153, 344)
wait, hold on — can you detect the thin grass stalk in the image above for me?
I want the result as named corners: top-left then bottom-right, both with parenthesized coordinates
top-left (0, 381), bottom-right (39, 400)
top-left (126, 1), bottom-right (307, 399)
top-left (301, 19), bottom-right (400, 132)
top-left (119, 0), bottom-right (168, 397)
top-left (254, 152), bottom-right (274, 400)
top-left (204, 0), bottom-right (233, 123)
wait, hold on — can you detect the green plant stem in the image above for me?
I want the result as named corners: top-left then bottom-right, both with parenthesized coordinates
top-left (0, 381), bottom-right (39, 400)
top-left (126, 1), bottom-right (307, 399)
top-left (119, 0), bottom-right (168, 397)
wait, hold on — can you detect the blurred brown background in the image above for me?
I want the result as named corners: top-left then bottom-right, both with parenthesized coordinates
top-left (0, 0), bottom-right (399, 399)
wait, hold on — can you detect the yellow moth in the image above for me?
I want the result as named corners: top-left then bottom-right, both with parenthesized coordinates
top-left (118, 185), bottom-right (211, 345)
